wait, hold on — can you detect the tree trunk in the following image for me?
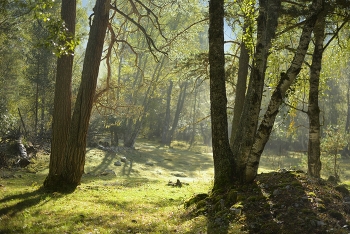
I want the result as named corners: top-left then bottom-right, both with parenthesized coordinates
top-left (44, 0), bottom-right (76, 188)
top-left (161, 80), bottom-right (173, 144)
top-left (307, 9), bottom-right (325, 178)
top-left (165, 81), bottom-right (188, 146)
top-left (232, 0), bottom-right (281, 183)
top-left (229, 39), bottom-right (249, 148)
top-left (209, 0), bottom-right (235, 190)
top-left (62, 0), bottom-right (110, 187)
top-left (244, 0), bottom-right (323, 182)
top-left (124, 56), bottom-right (166, 147)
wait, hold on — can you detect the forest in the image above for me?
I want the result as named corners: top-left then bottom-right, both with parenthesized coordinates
top-left (1, 0), bottom-right (350, 233)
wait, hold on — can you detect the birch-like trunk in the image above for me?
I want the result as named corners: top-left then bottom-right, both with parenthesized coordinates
top-left (245, 0), bottom-right (324, 182)
top-left (307, 10), bottom-right (325, 178)
top-left (233, 0), bottom-right (281, 183)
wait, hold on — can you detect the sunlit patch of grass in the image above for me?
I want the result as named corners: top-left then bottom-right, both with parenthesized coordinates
top-left (0, 140), bottom-right (214, 233)
top-left (1, 174), bottom-right (211, 233)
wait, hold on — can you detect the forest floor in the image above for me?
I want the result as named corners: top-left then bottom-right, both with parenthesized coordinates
top-left (1, 139), bottom-right (350, 233)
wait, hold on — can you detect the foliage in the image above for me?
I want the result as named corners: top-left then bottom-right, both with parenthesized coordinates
top-left (321, 125), bottom-right (348, 180)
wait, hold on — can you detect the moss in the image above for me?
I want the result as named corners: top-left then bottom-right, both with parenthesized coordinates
top-left (317, 203), bottom-right (327, 212)
top-left (226, 189), bottom-right (238, 205)
top-left (335, 185), bottom-right (350, 196)
top-left (196, 200), bottom-right (207, 209)
top-left (247, 195), bottom-right (265, 202)
top-left (329, 210), bottom-right (343, 220)
top-left (184, 193), bottom-right (208, 208)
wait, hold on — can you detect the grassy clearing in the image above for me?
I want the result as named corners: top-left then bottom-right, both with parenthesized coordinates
top-left (3, 140), bottom-right (350, 233)
top-left (0, 140), bottom-right (213, 233)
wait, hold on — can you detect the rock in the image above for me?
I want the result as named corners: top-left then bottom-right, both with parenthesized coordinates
top-left (100, 169), bottom-right (115, 176)
top-left (145, 162), bottom-right (154, 166)
top-left (120, 157), bottom-right (127, 162)
top-left (273, 189), bottom-right (280, 196)
top-left (229, 207), bottom-right (242, 215)
top-left (171, 172), bottom-right (187, 177)
top-left (114, 161), bottom-right (122, 166)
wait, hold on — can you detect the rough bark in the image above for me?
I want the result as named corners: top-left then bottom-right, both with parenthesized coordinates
top-left (245, 0), bottom-right (324, 182)
top-left (44, 0), bottom-right (76, 188)
top-left (307, 9), bottom-right (325, 178)
top-left (209, 0), bottom-right (235, 190)
top-left (62, 0), bottom-right (110, 187)
top-left (232, 0), bottom-right (281, 183)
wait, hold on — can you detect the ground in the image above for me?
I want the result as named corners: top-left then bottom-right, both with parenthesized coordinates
top-left (1, 139), bottom-right (350, 233)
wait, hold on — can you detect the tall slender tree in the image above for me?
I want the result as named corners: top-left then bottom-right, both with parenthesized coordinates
top-left (209, 0), bottom-right (235, 190)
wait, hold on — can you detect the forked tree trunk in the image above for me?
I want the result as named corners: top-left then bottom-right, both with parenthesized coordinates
top-left (307, 10), bottom-right (325, 178)
top-left (209, 0), bottom-right (235, 190)
top-left (245, 0), bottom-right (324, 182)
top-left (61, 0), bottom-right (110, 186)
top-left (232, 0), bottom-right (281, 183)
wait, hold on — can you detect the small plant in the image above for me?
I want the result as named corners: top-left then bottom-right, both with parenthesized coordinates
top-left (321, 126), bottom-right (348, 181)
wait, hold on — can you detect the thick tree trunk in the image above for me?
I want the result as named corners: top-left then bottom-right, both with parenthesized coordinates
top-left (307, 10), bottom-right (325, 178)
top-left (209, 0), bottom-right (235, 190)
top-left (44, 0), bottom-right (76, 188)
top-left (62, 0), bottom-right (110, 186)
top-left (232, 0), bottom-right (281, 183)
top-left (245, 0), bottom-right (323, 182)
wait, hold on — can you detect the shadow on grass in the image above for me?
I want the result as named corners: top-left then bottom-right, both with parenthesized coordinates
top-left (0, 187), bottom-right (47, 217)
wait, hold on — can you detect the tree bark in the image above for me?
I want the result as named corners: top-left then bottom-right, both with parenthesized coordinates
top-left (232, 0), bottom-right (281, 183)
top-left (245, 0), bottom-right (323, 182)
top-left (62, 0), bottom-right (110, 186)
top-left (44, 0), bottom-right (76, 188)
top-left (209, 0), bottom-right (235, 190)
top-left (229, 40), bottom-right (249, 148)
top-left (307, 8), bottom-right (325, 178)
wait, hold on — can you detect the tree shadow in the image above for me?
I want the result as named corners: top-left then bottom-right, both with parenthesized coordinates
top-left (203, 171), bottom-right (334, 234)
top-left (0, 187), bottom-right (49, 217)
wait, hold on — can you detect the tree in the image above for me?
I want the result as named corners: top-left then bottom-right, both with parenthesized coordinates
top-left (44, 0), bottom-right (110, 189)
top-left (44, 0), bottom-right (77, 188)
top-left (307, 10), bottom-right (326, 178)
top-left (209, 0), bottom-right (235, 190)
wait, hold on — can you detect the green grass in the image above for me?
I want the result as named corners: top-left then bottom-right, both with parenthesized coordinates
top-left (0, 140), bottom-right (212, 233)
top-left (3, 140), bottom-right (350, 233)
